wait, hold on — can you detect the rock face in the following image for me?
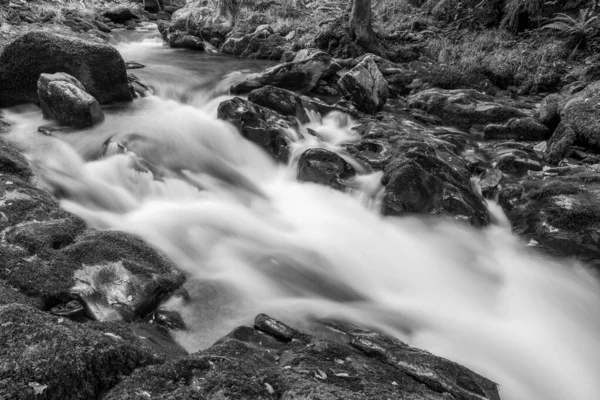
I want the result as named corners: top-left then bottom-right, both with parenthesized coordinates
top-left (297, 148), bottom-right (356, 190)
top-left (0, 31), bottom-right (132, 107)
top-left (0, 303), bottom-right (184, 400)
top-left (408, 88), bottom-right (527, 130)
top-left (217, 97), bottom-right (290, 161)
top-left (104, 314), bottom-right (501, 400)
top-left (561, 81), bottom-right (600, 150)
top-left (37, 73), bottom-right (104, 127)
top-left (338, 56), bottom-right (389, 114)
top-left (231, 51), bottom-right (333, 94)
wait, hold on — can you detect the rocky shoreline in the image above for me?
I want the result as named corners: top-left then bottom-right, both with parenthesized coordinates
top-left (1, 0), bottom-right (600, 398)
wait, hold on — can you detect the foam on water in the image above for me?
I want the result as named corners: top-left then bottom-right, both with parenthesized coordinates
top-left (3, 32), bottom-right (600, 400)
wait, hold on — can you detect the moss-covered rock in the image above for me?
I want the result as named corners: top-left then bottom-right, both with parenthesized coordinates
top-left (561, 81), bottom-right (600, 151)
top-left (0, 304), bottom-right (170, 400)
top-left (103, 314), bottom-right (500, 400)
top-left (0, 31), bottom-right (131, 107)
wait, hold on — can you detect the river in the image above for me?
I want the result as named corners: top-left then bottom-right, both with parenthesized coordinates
top-left (3, 25), bottom-right (600, 400)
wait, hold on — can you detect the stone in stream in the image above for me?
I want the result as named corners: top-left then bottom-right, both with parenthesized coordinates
top-left (217, 97), bottom-right (290, 161)
top-left (499, 173), bottom-right (600, 268)
top-left (297, 148), bottom-right (356, 190)
top-left (230, 51), bottom-right (333, 94)
top-left (103, 314), bottom-right (500, 400)
top-left (0, 31), bottom-right (132, 107)
top-left (338, 55), bottom-right (389, 114)
top-left (37, 72), bottom-right (104, 127)
top-left (0, 303), bottom-right (186, 400)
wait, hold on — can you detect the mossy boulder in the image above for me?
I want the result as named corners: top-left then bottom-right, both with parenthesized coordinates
top-left (561, 81), bottom-right (600, 151)
top-left (0, 304), bottom-right (182, 400)
top-left (0, 31), bottom-right (132, 107)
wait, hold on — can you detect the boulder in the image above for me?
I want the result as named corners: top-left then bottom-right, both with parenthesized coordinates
top-left (104, 314), bottom-right (500, 400)
top-left (220, 30), bottom-right (286, 60)
top-left (230, 51), bottom-right (333, 94)
top-left (37, 73), bottom-right (104, 127)
top-left (407, 88), bottom-right (527, 130)
top-left (561, 81), bottom-right (600, 151)
top-left (217, 97), bottom-right (289, 161)
top-left (544, 122), bottom-right (576, 165)
top-left (483, 117), bottom-right (550, 141)
top-left (168, 5), bottom-right (231, 48)
top-left (338, 56), bottom-right (389, 114)
top-left (297, 148), bottom-right (356, 190)
top-left (0, 31), bottom-right (132, 106)
top-left (101, 5), bottom-right (140, 23)
top-left (0, 304), bottom-right (184, 400)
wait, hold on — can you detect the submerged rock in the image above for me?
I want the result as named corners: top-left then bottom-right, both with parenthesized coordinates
top-left (338, 56), bottom-right (389, 114)
top-left (297, 148), bottom-right (356, 190)
top-left (37, 73), bottom-right (104, 127)
top-left (231, 51), bottom-right (333, 94)
top-left (0, 31), bottom-right (132, 106)
top-left (103, 314), bottom-right (500, 400)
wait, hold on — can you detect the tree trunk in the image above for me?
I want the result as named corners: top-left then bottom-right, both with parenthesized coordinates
top-left (350, 0), bottom-right (373, 43)
top-left (349, 0), bottom-right (383, 54)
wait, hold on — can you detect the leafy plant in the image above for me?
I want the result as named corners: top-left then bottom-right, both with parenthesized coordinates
top-left (501, 0), bottom-right (546, 32)
top-left (543, 8), bottom-right (599, 58)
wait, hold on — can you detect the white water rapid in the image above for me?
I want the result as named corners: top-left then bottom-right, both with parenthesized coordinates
top-left (3, 28), bottom-right (600, 400)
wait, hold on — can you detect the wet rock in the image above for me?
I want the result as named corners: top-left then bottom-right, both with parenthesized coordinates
top-left (102, 5), bottom-right (140, 23)
top-left (484, 117), bottom-right (550, 141)
top-left (144, 309), bottom-right (186, 330)
top-left (168, 30), bottom-right (206, 49)
top-left (62, 230), bottom-right (186, 322)
top-left (104, 314), bottom-right (500, 400)
top-left (491, 146), bottom-right (542, 175)
top-left (382, 155), bottom-right (489, 226)
top-left (37, 73), bottom-right (104, 127)
top-left (0, 31), bottom-right (132, 106)
top-left (217, 97), bottom-right (289, 161)
top-left (125, 61), bottom-right (145, 69)
top-left (479, 169), bottom-right (503, 198)
top-left (231, 51), bottom-right (333, 95)
top-left (297, 148), bottom-right (356, 190)
top-left (247, 85), bottom-right (354, 123)
top-left (254, 313), bottom-right (297, 341)
top-left (500, 175), bottom-right (600, 265)
top-left (544, 122), bottom-right (576, 165)
top-left (338, 56), bottom-right (389, 114)
top-left (128, 73), bottom-right (152, 98)
top-left (538, 93), bottom-right (564, 130)
top-left (561, 81), bottom-right (600, 151)
top-left (407, 88), bottom-right (527, 130)
top-left (0, 303), bottom-right (184, 400)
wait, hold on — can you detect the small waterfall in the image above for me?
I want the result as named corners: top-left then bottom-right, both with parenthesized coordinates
top-left (3, 31), bottom-right (600, 400)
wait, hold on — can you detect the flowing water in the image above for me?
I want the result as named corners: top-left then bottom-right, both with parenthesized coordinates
top-left (3, 26), bottom-right (600, 400)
